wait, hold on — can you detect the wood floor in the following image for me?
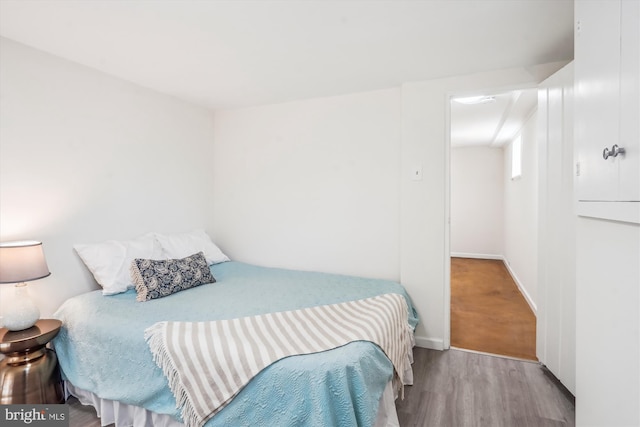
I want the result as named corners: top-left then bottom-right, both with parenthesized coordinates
top-left (68, 347), bottom-right (574, 427)
top-left (450, 257), bottom-right (537, 361)
top-left (395, 347), bottom-right (575, 426)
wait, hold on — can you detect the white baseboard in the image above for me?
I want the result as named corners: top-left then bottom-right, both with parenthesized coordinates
top-left (451, 252), bottom-right (503, 260)
top-left (414, 336), bottom-right (444, 350)
top-left (502, 259), bottom-right (537, 314)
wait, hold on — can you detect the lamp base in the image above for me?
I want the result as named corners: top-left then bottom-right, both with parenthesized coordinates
top-left (3, 283), bottom-right (40, 331)
top-left (0, 347), bottom-right (64, 404)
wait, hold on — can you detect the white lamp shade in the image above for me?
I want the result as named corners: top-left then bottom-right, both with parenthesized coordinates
top-left (0, 241), bottom-right (50, 331)
top-left (0, 241), bottom-right (50, 283)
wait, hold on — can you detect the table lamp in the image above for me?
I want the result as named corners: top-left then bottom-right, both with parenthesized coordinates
top-left (0, 241), bottom-right (51, 331)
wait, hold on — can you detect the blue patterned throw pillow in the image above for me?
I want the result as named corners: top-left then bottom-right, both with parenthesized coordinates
top-left (130, 251), bottom-right (215, 301)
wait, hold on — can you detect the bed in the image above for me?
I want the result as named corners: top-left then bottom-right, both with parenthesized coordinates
top-left (53, 241), bottom-right (418, 427)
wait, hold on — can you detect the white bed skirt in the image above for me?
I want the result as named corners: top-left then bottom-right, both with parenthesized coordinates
top-left (66, 381), bottom-right (400, 427)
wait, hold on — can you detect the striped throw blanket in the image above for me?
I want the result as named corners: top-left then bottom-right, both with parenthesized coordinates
top-left (145, 293), bottom-right (412, 427)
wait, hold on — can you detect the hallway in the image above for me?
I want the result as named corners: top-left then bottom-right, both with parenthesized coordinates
top-left (450, 257), bottom-right (537, 360)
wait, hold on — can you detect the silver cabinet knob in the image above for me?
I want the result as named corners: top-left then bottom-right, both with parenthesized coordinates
top-left (603, 144), bottom-right (626, 160)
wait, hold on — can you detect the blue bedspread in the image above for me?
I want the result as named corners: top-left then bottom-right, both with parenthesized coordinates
top-left (53, 262), bottom-right (418, 426)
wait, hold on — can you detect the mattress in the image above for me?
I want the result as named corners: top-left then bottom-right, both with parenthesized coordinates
top-left (53, 261), bottom-right (418, 426)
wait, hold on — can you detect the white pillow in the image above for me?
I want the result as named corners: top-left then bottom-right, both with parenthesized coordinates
top-left (74, 233), bottom-right (164, 295)
top-left (154, 229), bottom-right (229, 265)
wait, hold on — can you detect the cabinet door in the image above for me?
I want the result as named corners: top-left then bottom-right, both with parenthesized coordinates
top-left (575, 0), bottom-right (640, 223)
top-left (575, 0), bottom-right (621, 202)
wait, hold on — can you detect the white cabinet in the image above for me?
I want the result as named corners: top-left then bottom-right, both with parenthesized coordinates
top-left (575, 0), bottom-right (639, 223)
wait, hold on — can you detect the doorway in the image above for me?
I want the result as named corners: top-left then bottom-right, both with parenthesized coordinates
top-left (448, 88), bottom-right (538, 360)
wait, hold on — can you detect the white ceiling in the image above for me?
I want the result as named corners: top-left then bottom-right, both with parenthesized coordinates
top-left (451, 88), bottom-right (538, 148)
top-left (0, 0), bottom-right (574, 111)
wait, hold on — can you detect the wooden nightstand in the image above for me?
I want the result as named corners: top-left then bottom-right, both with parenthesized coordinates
top-left (0, 319), bottom-right (65, 404)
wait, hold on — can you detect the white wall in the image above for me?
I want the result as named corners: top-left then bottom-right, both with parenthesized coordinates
top-left (576, 218), bottom-right (640, 426)
top-left (208, 66), bottom-right (555, 350)
top-left (536, 62), bottom-right (576, 395)
top-left (1, 35), bottom-right (563, 350)
top-left (450, 146), bottom-right (504, 258)
top-left (0, 38), bottom-right (217, 319)
top-left (502, 112), bottom-right (538, 310)
top-left (211, 65), bottom-right (553, 350)
top-left (211, 89), bottom-right (401, 281)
